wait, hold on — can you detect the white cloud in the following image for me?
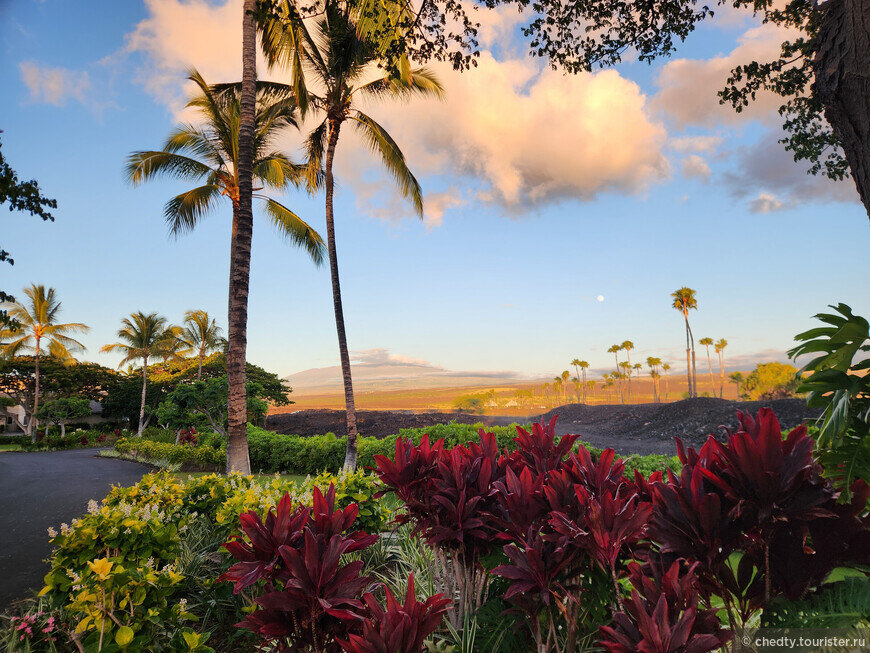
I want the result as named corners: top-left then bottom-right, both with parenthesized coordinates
top-left (19, 62), bottom-right (91, 106)
top-left (747, 192), bottom-right (784, 214)
top-left (125, 1), bottom-right (669, 219)
top-left (362, 53), bottom-right (669, 211)
top-left (351, 348), bottom-right (434, 368)
top-left (669, 135), bottom-right (723, 154)
top-left (680, 155), bottom-right (711, 181)
top-left (424, 190), bottom-right (465, 229)
top-left (652, 23), bottom-right (794, 128)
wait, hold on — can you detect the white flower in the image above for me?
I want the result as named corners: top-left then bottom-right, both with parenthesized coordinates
top-left (47, 527), bottom-right (58, 539)
top-left (87, 500), bottom-right (99, 514)
top-left (60, 523), bottom-right (70, 535)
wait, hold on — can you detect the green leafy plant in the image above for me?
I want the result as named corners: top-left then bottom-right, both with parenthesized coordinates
top-left (789, 303), bottom-right (870, 496)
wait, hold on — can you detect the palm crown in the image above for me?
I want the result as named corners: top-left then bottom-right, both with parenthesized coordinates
top-left (126, 70), bottom-right (325, 262)
top-left (259, 1), bottom-right (444, 214)
top-left (1, 285), bottom-right (88, 361)
top-left (100, 312), bottom-right (174, 368)
top-left (671, 287), bottom-right (698, 314)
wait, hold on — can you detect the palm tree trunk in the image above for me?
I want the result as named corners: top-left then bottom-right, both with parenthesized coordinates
top-left (718, 350), bottom-right (725, 398)
top-left (324, 120), bottom-right (359, 471)
top-left (705, 348), bottom-right (714, 397)
top-left (138, 355), bottom-right (148, 437)
top-left (689, 327), bottom-right (698, 398)
top-left (225, 0), bottom-right (256, 475)
top-left (683, 315), bottom-right (693, 398)
top-left (32, 349), bottom-right (41, 443)
top-left (198, 348), bottom-right (204, 380)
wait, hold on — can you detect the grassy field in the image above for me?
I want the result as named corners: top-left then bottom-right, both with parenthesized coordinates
top-left (276, 373), bottom-right (745, 416)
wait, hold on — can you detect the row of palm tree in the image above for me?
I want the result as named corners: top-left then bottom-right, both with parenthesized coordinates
top-left (0, 285), bottom-right (225, 439)
top-left (132, 0), bottom-right (442, 472)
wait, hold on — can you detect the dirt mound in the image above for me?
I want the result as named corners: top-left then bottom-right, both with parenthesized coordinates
top-left (264, 409), bottom-right (518, 439)
top-left (264, 398), bottom-right (820, 456)
top-left (541, 397), bottom-right (821, 455)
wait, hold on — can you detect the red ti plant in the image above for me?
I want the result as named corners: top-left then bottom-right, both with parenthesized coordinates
top-left (598, 560), bottom-right (732, 653)
top-left (507, 416), bottom-right (581, 476)
top-left (220, 485), bottom-right (379, 652)
top-left (338, 574), bottom-right (451, 653)
top-left (375, 429), bottom-right (506, 631)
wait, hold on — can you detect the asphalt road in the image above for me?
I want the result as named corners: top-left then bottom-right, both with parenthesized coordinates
top-left (0, 449), bottom-right (150, 609)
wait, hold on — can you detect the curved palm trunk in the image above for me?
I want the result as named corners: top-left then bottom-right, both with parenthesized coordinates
top-left (324, 121), bottom-right (360, 471)
top-left (138, 355), bottom-right (148, 437)
top-left (31, 347), bottom-right (41, 442)
top-left (683, 314), bottom-right (692, 399)
top-left (705, 347), bottom-right (714, 396)
top-left (198, 348), bottom-right (204, 380)
top-left (226, 0), bottom-right (256, 475)
top-left (718, 350), bottom-right (725, 398)
top-left (690, 330), bottom-right (698, 398)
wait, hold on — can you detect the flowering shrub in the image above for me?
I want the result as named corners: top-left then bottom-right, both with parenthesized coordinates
top-left (114, 437), bottom-right (226, 469)
top-left (1, 606), bottom-right (61, 651)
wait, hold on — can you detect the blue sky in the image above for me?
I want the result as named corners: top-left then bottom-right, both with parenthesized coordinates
top-left (2, 0), bottom-right (868, 383)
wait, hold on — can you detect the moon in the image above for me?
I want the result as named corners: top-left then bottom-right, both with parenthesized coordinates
top-left (597, 295), bottom-right (605, 302)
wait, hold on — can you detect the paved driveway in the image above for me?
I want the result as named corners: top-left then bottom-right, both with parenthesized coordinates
top-left (0, 449), bottom-right (150, 609)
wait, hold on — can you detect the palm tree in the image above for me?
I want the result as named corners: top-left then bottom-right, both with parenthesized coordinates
top-left (1, 285), bottom-right (88, 440)
top-left (572, 359), bottom-right (589, 403)
top-left (126, 71), bottom-right (325, 473)
top-left (662, 362), bottom-right (672, 402)
top-left (671, 287), bottom-right (698, 398)
top-left (543, 382), bottom-right (551, 406)
top-left (183, 310), bottom-right (225, 379)
top-left (571, 358), bottom-right (582, 401)
top-left (646, 356), bottom-right (662, 402)
top-left (715, 338), bottom-right (728, 398)
top-left (259, 2), bottom-right (443, 470)
top-left (621, 340), bottom-right (635, 400)
top-left (160, 325), bottom-right (192, 366)
top-left (100, 312), bottom-right (173, 437)
top-left (729, 371), bottom-right (745, 399)
top-left (699, 337), bottom-right (715, 397)
top-left (586, 379), bottom-right (596, 402)
top-left (607, 344), bottom-right (623, 402)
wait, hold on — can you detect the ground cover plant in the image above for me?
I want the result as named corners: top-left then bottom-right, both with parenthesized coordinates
top-left (3, 409), bottom-right (867, 652)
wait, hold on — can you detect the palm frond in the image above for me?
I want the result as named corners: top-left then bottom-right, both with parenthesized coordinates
top-left (350, 111), bottom-right (423, 215)
top-left (304, 119), bottom-right (329, 189)
top-left (254, 154), bottom-right (314, 191)
top-left (261, 198), bottom-right (325, 265)
top-left (126, 151), bottom-right (213, 186)
top-left (163, 185), bottom-right (223, 236)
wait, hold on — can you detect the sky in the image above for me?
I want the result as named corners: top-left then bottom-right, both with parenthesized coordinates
top-left (1, 0), bottom-right (869, 384)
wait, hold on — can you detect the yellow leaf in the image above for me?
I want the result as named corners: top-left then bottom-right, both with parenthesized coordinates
top-left (182, 631), bottom-right (201, 649)
top-left (115, 626), bottom-right (134, 647)
top-left (88, 558), bottom-right (113, 580)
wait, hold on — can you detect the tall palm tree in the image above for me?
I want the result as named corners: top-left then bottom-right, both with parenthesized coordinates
top-left (572, 359), bottom-right (589, 403)
top-left (646, 356), bottom-right (662, 402)
top-left (715, 338), bottom-right (728, 398)
top-left (183, 310), bottom-right (225, 379)
top-left (699, 337), bottom-right (715, 397)
top-left (571, 358), bottom-right (582, 401)
top-left (100, 312), bottom-right (173, 437)
top-left (662, 362), bottom-right (671, 402)
top-left (1, 285), bottom-right (88, 440)
top-left (259, 1), bottom-right (443, 470)
top-left (621, 340), bottom-right (635, 400)
top-left (607, 344), bottom-right (622, 402)
top-left (126, 71), bottom-right (324, 473)
top-left (671, 287), bottom-right (698, 398)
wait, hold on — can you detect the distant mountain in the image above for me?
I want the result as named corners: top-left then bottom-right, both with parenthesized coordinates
top-left (286, 363), bottom-right (526, 392)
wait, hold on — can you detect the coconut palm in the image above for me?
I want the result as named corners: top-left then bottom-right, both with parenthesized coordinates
top-left (183, 310), bottom-right (225, 379)
top-left (101, 312), bottom-right (174, 437)
top-left (259, 2), bottom-right (443, 470)
top-left (607, 344), bottom-right (623, 402)
top-left (671, 287), bottom-right (698, 398)
top-left (646, 356), bottom-right (662, 402)
top-left (571, 358), bottom-right (582, 401)
top-left (572, 359), bottom-right (590, 402)
top-left (621, 340), bottom-right (635, 400)
top-left (0, 285), bottom-right (88, 440)
top-left (715, 338), bottom-right (728, 398)
top-left (126, 71), bottom-right (325, 472)
top-left (699, 337), bottom-right (715, 397)
top-left (662, 362), bottom-right (671, 402)
top-left (729, 371), bottom-right (745, 399)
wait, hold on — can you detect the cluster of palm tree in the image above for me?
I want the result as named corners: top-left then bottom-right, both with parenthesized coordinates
top-left (101, 310), bottom-right (225, 436)
top-left (0, 285), bottom-right (227, 440)
top-left (130, 0), bottom-right (443, 472)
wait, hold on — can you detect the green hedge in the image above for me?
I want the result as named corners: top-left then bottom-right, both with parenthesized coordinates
top-left (115, 437), bottom-right (226, 468)
top-left (115, 422), bottom-right (682, 477)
